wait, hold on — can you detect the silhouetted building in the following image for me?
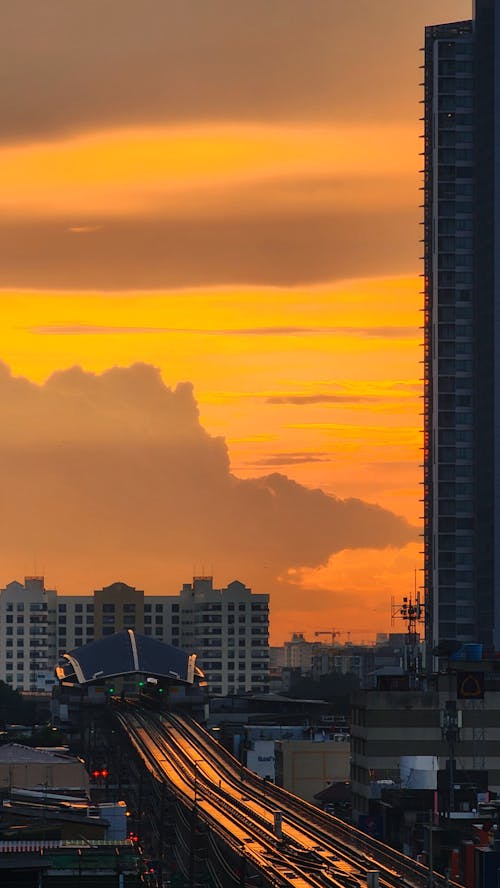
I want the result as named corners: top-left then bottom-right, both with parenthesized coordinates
top-left (424, 2), bottom-right (500, 655)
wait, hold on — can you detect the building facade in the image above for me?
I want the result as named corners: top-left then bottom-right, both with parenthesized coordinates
top-left (0, 575), bottom-right (269, 694)
top-left (350, 671), bottom-right (500, 825)
top-left (178, 577), bottom-right (269, 695)
top-left (424, 2), bottom-right (500, 654)
top-left (0, 577), bottom-right (57, 692)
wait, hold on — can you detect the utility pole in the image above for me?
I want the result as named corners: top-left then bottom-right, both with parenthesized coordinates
top-left (427, 810), bottom-right (434, 888)
top-left (441, 701), bottom-right (461, 816)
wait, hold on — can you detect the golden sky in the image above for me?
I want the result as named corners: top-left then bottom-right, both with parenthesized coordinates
top-left (1, 1), bottom-right (470, 644)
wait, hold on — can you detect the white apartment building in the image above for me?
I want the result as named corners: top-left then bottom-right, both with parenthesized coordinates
top-left (0, 577), bottom-right (57, 692)
top-left (0, 576), bottom-right (270, 695)
top-left (178, 577), bottom-right (269, 695)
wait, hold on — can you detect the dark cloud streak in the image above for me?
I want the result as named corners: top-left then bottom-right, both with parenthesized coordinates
top-left (1, 1), bottom-right (469, 142)
top-left (0, 211), bottom-right (418, 290)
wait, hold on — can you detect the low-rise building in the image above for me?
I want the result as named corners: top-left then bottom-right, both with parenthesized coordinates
top-left (350, 665), bottom-right (500, 824)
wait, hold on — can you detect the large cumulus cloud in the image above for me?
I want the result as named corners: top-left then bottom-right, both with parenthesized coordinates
top-left (0, 362), bottom-right (416, 604)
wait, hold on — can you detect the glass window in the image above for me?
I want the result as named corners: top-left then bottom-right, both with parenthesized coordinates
top-left (58, 604), bottom-right (67, 612)
top-left (75, 604), bottom-right (83, 613)
top-left (103, 603), bottom-right (115, 613)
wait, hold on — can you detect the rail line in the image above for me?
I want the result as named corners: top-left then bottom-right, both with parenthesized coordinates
top-left (116, 707), bottom-right (460, 888)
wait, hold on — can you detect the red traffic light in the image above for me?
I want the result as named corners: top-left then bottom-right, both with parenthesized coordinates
top-left (101, 769), bottom-right (108, 778)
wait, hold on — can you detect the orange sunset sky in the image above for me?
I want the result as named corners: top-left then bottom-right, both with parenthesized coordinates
top-left (1, 1), bottom-right (470, 644)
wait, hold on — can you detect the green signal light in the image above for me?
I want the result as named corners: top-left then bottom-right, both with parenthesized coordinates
top-left (138, 681), bottom-right (145, 688)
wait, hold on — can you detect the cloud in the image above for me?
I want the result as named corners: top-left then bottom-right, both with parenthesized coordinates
top-left (0, 362), bottom-right (417, 615)
top-left (28, 324), bottom-right (416, 339)
top-left (0, 211), bottom-right (418, 289)
top-left (68, 225), bottom-right (102, 234)
top-left (249, 453), bottom-right (331, 467)
top-left (0, 1), bottom-right (469, 142)
top-left (265, 394), bottom-right (382, 405)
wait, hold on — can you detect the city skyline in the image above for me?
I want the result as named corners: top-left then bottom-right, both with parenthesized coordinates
top-left (0, 1), bottom-right (470, 644)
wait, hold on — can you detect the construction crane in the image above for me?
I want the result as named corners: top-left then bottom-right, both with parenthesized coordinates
top-left (314, 629), bottom-right (344, 644)
top-left (314, 629), bottom-right (372, 645)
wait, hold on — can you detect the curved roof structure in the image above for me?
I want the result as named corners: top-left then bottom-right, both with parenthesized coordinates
top-left (55, 629), bottom-right (200, 686)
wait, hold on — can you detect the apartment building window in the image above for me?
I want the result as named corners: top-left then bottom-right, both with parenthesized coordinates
top-left (75, 604), bottom-right (83, 613)
top-left (144, 604), bottom-right (152, 613)
top-left (58, 604), bottom-right (66, 612)
top-left (86, 604), bottom-right (94, 612)
top-left (123, 604), bottom-right (136, 614)
top-left (103, 604), bottom-right (115, 613)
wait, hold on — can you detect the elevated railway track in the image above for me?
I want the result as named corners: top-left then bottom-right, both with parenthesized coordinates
top-left (115, 707), bottom-right (460, 888)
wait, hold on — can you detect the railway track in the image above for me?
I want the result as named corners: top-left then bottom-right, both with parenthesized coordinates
top-left (116, 707), bottom-right (461, 888)
top-left (117, 709), bottom-right (351, 888)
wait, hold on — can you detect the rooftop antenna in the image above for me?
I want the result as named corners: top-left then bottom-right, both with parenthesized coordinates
top-left (390, 569), bottom-right (425, 679)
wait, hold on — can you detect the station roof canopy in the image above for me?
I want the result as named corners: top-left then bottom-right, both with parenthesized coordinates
top-left (55, 630), bottom-right (199, 686)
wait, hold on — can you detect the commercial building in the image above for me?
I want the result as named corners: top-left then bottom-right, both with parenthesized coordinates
top-left (350, 667), bottom-right (500, 824)
top-left (423, 1), bottom-right (500, 655)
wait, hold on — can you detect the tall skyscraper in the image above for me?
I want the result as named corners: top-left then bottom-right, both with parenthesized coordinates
top-left (424, 1), bottom-right (499, 655)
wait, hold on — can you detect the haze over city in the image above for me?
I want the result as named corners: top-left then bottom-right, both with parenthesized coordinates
top-left (0, 0), bottom-right (470, 644)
